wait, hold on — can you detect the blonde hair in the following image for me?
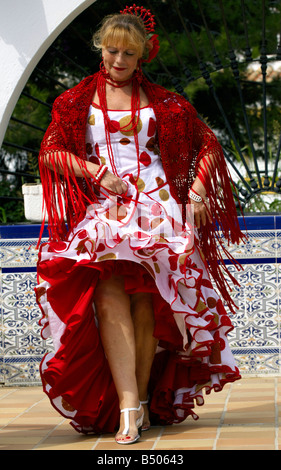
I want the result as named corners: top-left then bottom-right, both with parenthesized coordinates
top-left (92, 13), bottom-right (148, 58)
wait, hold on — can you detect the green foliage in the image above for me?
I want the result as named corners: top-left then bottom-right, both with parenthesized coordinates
top-left (245, 193), bottom-right (281, 214)
top-left (0, 178), bottom-right (25, 223)
top-left (2, 0), bottom-right (281, 222)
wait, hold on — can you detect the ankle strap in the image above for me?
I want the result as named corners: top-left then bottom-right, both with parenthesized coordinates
top-left (120, 403), bottom-right (142, 435)
top-left (120, 403), bottom-right (141, 413)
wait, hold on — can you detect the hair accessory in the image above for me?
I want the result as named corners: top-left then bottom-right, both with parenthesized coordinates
top-left (120, 4), bottom-right (156, 33)
top-left (143, 34), bottom-right (160, 63)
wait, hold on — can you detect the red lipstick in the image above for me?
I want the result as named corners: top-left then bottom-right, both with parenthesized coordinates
top-left (113, 66), bottom-right (126, 71)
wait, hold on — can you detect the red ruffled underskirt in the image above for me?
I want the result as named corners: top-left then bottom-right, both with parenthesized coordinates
top-left (36, 254), bottom-right (240, 434)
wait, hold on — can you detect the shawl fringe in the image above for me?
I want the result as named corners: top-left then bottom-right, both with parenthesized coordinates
top-left (195, 143), bottom-right (246, 314)
top-left (37, 72), bottom-right (246, 314)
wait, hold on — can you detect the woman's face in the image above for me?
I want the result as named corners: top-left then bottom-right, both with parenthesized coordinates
top-left (102, 44), bottom-right (140, 82)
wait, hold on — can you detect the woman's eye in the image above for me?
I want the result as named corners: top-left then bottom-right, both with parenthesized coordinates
top-left (107, 50), bottom-right (135, 56)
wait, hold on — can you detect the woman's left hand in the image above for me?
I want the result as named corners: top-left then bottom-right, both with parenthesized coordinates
top-left (189, 178), bottom-right (212, 229)
top-left (189, 199), bottom-right (211, 229)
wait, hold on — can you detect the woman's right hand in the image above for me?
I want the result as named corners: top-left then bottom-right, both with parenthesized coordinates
top-left (99, 169), bottom-right (128, 195)
top-left (86, 161), bottom-right (127, 195)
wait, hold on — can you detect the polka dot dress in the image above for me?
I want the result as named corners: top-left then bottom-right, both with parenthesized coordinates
top-left (36, 103), bottom-right (240, 434)
top-left (85, 103), bottom-right (177, 218)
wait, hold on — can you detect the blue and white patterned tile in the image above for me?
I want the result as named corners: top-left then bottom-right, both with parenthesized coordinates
top-left (277, 230), bottom-right (281, 260)
top-left (232, 349), bottom-right (280, 375)
top-left (223, 230), bottom-right (277, 260)
top-left (0, 357), bottom-right (4, 384)
top-left (1, 271), bottom-right (53, 384)
top-left (227, 262), bottom-right (280, 374)
top-left (0, 239), bottom-right (39, 269)
top-left (1, 357), bottom-right (43, 385)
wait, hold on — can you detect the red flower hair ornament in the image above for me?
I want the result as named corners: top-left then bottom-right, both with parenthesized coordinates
top-left (120, 4), bottom-right (160, 63)
top-left (144, 34), bottom-right (160, 63)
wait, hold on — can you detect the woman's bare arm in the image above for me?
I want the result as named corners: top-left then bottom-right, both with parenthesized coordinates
top-left (40, 151), bottom-right (127, 195)
top-left (189, 153), bottom-right (215, 229)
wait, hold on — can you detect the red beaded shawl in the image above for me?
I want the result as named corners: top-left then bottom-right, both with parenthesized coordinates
top-left (38, 71), bottom-right (245, 312)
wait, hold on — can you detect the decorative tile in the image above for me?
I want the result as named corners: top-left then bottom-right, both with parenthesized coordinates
top-left (240, 215), bottom-right (275, 230)
top-left (1, 271), bottom-right (53, 385)
top-left (277, 230), bottom-right (281, 260)
top-left (0, 226), bottom-right (51, 385)
top-left (231, 349), bottom-right (280, 375)
top-left (0, 240), bottom-right (39, 269)
top-left (224, 230), bottom-right (277, 260)
top-left (1, 357), bottom-right (44, 384)
top-left (227, 261), bottom-right (280, 375)
top-left (2, 272), bottom-right (46, 355)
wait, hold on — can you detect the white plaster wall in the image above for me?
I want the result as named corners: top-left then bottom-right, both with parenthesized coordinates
top-left (0, 0), bottom-right (96, 145)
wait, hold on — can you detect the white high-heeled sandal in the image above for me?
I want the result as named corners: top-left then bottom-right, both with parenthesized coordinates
top-left (115, 403), bottom-right (144, 445)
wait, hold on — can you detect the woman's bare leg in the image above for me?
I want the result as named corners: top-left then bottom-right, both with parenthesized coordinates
top-left (94, 275), bottom-right (143, 440)
top-left (131, 292), bottom-right (158, 428)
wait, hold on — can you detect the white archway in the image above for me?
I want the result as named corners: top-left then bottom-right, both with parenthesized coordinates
top-left (0, 0), bottom-right (96, 145)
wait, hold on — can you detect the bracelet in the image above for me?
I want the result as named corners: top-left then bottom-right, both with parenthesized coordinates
top-left (188, 189), bottom-right (203, 203)
top-left (94, 164), bottom-right (108, 184)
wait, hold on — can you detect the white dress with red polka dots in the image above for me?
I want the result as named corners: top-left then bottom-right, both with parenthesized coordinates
top-left (36, 104), bottom-right (240, 434)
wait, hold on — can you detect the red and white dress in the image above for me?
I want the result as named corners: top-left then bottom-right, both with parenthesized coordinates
top-left (36, 103), bottom-right (240, 434)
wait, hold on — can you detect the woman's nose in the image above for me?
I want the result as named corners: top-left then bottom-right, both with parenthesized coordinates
top-left (115, 52), bottom-right (125, 63)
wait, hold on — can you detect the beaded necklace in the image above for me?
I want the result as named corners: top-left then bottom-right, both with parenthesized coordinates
top-left (96, 65), bottom-right (143, 181)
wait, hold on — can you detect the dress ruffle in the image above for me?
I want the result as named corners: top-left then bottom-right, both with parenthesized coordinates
top-left (36, 226), bottom-right (240, 434)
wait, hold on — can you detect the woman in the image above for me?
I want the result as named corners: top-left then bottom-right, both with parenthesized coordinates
top-left (36, 6), bottom-right (244, 445)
